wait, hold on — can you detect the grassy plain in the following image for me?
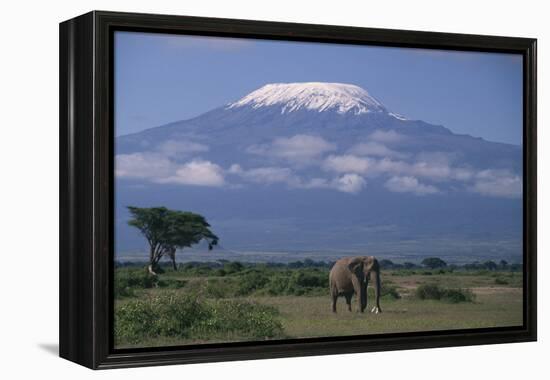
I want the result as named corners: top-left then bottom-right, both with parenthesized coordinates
top-left (114, 263), bottom-right (523, 348)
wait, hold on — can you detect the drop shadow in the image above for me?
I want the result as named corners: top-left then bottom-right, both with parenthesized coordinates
top-left (38, 343), bottom-right (59, 356)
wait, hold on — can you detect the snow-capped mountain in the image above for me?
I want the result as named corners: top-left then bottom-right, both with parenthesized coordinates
top-left (227, 82), bottom-right (391, 116)
top-left (115, 82), bottom-right (522, 260)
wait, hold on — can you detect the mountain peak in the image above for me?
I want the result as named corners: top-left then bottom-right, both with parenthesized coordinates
top-left (227, 82), bottom-right (390, 116)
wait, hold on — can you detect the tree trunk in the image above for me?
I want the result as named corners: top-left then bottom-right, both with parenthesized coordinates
top-left (170, 249), bottom-right (177, 271)
top-left (147, 264), bottom-right (158, 276)
top-left (148, 245), bottom-right (158, 275)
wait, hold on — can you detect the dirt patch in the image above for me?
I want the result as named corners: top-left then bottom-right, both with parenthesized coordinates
top-left (472, 287), bottom-right (522, 295)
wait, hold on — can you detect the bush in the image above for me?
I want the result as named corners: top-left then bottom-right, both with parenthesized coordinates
top-left (114, 268), bottom-right (159, 298)
top-left (381, 284), bottom-right (401, 300)
top-left (264, 275), bottom-right (290, 296)
top-left (443, 288), bottom-right (475, 303)
top-left (260, 270), bottom-right (329, 296)
top-left (494, 277), bottom-right (509, 285)
top-left (415, 284), bottom-right (475, 303)
top-left (114, 293), bottom-right (283, 345)
top-left (224, 261), bottom-right (245, 274)
top-left (415, 284), bottom-right (443, 300)
top-left (194, 300), bottom-right (283, 339)
top-left (236, 271), bottom-right (271, 296)
top-left (158, 278), bottom-right (187, 289)
top-left (115, 293), bottom-right (208, 343)
top-left (204, 278), bottom-right (238, 298)
top-left (366, 283), bottom-right (401, 300)
top-left (290, 270), bottom-right (328, 288)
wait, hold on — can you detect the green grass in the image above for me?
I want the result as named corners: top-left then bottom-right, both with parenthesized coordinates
top-left (260, 290), bottom-right (522, 339)
top-left (114, 263), bottom-right (523, 348)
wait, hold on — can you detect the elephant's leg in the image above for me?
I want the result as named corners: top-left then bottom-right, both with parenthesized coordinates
top-left (331, 293), bottom-right (338, 313)
top-left (360, 282), bottom-right (368, 313)
top-left (344, 293), bottom-right (352, 312)
top-left (351, 277), bottom-right (364, 313)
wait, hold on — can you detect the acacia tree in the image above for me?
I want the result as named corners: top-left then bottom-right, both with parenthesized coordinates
top-left (127, 206), bottom-right (218, 275)
top-left (421, 257), bottom-right (447, 269)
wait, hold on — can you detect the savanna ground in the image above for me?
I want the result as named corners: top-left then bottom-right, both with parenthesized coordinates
top-left (114, 261), bottom-right (523, 348)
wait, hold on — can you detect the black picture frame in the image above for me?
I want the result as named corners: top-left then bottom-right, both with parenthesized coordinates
top-left (59, 10), bottom-right (537, 369)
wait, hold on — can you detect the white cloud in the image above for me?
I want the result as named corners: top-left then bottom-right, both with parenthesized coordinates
top-left (247, 134), bottom-right (336, 163)
top-left (322, 154), bottom-right (453, 181)
top-left (369, 129), bottom-right (406, 143)
top-left (349, 141), bottom-right (407, 158)
top-left (233, 166), bottom-right (300, 186)
top-left (228, 163), bottom-right (244, 174)
top-left (116, 147), bottom-right (520, 198)
top-left (157, 140), bottom-right (209, 157)
top-left (322, 154), bottom-right (372, 174)
top-left (115, 152), bottom-right (174, 179)
top-left (470, 170), bottom-right (522, 198)
top-left (411, 161), bottom-right (452, 180)
top-left (385, 176), bottom-right (439, 195)
top-left (156, 160), bottom-right (225, 186)
top-left (332, 174), bottom-right (367, 194)
top-left (452, 168), bottom-right (474, 181)
top-left (295, 175), bottom-right (367, 194)
top-left (116, 153), bottom-right (224, 187)
top-left (229, 163), bottom-right (366, 194)
top-left (374, 158), bottom-right (410, 176)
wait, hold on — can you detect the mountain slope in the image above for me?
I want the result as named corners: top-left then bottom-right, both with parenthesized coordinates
top-left (115, 82), bottom-right (522, 260)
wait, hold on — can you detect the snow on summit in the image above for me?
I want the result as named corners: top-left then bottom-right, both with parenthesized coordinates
top-left (227, 82), bottom-right (393, 116)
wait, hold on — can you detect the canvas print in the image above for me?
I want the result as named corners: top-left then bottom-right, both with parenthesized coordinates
top-left (113, 31), bottom-right (523, 349)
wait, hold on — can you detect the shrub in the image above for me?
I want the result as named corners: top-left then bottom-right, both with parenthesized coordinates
top-left (416, 284), bottom-right (475, 303)
top-left (381, 284), bottom-right (401, 300)
top-left (415, 284), bottom-right (443, 300)
top-left (204, 278), bottom-right (239, 298)
top-left (495, 277), bottom-right (509, 285)
top-left (264, 275), bottom-right (290, 296)
top-left (115, 293), bottom-right (208, 343)
top-left (260, 270), bottom-right (329, 296)
top-left (366, 283), bottom-right (401, 300)
top-left (114, 293), bottom-right (283, 345)
top-left (194, 300), bottom-right (283, 339)
top-left (236, 271), bottom-right (270, 296)
top-left (158, 278), bottom-right (187, 289)
top-left (224, 261), bottom-right (245, 274)
top-left (443, 288), bottom-right (475, 303)
top-left (291, 270), bottom-right (328, 288)
top-left (114, 268), bottom-right (159, 298)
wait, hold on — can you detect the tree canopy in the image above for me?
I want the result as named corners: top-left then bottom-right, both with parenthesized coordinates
top-left (127, 206), bottom-right (218, 274)
top-left (421, 257), bottom-right (447, 269)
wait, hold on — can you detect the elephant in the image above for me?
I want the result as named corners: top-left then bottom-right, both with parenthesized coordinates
top-left (329, 256), bottom-right (382, 314)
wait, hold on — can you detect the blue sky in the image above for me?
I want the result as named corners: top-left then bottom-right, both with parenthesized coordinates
top-left (114, 31), bottom-right (523, 145)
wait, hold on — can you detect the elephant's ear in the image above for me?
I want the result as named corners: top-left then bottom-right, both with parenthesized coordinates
top-left (348, 257), bottom-right (363, 273)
